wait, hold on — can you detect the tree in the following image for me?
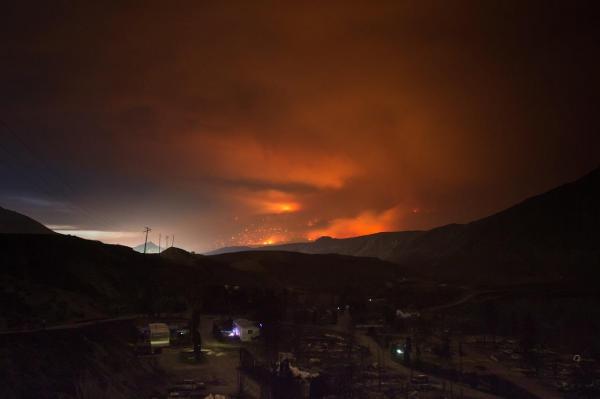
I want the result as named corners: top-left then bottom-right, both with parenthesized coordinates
top-left (520, 312), bottom-right (538, 355)
top-left (482, 302), bottom-right (499, 344)
top-left (404, 336), bottom-right (412, 365)
top-left (520, 312), bottom-right (544, 375)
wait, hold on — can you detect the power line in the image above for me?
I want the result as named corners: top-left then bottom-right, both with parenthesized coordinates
top-left (0, 139), bottom-right (58, 202)
top-left (0, 117), bottom-right (120, 231)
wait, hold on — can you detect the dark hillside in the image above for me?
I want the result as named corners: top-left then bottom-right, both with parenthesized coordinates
top-left (210, 250), bottom-right (409, 291)
top-left (390, 167), bottom-right (600, 284)
top-left (0, 321), bottom-right (165, 399)
top-left (0, 206), bottom-right (54, 234)
top-left (0, 234), bottom-right (213, 327)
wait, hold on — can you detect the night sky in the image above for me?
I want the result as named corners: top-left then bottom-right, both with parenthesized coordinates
top-left (1, 1), bottom-right (599, 251)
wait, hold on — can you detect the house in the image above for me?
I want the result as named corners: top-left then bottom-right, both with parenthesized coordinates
top-left (233, 319), bottom-right (260, 342)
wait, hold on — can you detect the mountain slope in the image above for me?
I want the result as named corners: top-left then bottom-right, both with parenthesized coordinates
top-left (210, 250), bottom-right (408, 291)
top-left (390, 167), bottom-right (600, 283)
top-left (206, 231), bottom-right (422, 257)
top-left (0, 233), bottom-right (259, 328)
top-left (0, 206), bottom-right (55, 234)
top-left (206, 245), bottom-right (254, 255)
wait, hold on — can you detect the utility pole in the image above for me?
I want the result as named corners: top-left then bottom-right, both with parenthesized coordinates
top-left (459, 337), bottom-right (464, 399)
top-left (165, 235), bottom-right (169, 250)
top-left (143, 227), bottom-right (151, 254)
top-left (377, 346), bottom-right (382, 392)
top-left (158, 233), bottom-right (161, 253)
top-left (172, 235), bottom-right (175, 248)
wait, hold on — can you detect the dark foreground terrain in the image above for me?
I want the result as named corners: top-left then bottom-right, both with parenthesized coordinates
top-left (0, 320), bottom-right (165, 399)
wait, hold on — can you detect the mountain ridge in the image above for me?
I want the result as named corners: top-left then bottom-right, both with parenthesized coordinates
top-left (208, 167), bottom-right (600, 283)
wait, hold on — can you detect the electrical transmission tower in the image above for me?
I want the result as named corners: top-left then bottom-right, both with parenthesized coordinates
top-left (143, 227), bottom-right (152, 254)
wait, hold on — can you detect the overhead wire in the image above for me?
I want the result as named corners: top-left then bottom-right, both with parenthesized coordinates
top-left (0, 117), bottom-right (124, 232)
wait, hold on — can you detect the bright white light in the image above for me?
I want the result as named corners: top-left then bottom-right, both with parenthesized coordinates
top-left (396, 348), bottom-right (404, 355)
top-left (53, 229), bottom-right (140, 241)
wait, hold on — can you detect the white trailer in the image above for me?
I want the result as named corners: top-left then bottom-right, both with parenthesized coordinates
top-left (149, 322), bottom-right (170, 351)
top-left (233, 319), bottom-right (260, 342)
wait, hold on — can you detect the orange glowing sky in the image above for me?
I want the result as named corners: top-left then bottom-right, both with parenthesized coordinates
top-left (1, 1), bottom-right (599, 251)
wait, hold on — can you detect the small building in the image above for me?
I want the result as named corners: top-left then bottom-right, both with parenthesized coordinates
top-left (396, 308), bottom-right (420, 319)
top-left (149, 322), bottom-right (170, 350)
top-left (233, 319), bottom-right (260, 342)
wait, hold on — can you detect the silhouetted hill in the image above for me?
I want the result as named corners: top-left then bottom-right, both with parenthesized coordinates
top-left (0, 234), bottom-right (195, 327)
top-left (160, 246), bottom-right (197, 263)
top-left (161, 246), bottom-right (410, 291)
top-left (240, 232), bottom-right (422, 259)
top-left (390, 167), bottom-right (600, 284)
top-left (205, 245), bottom-right (254, 255)
top-left (0, 206), bottom-right (55, 234)
top-left (0, 234), bottom-right (259, 328)
top-left (160, 246), bottom-right (262, 285)
top-left (209, 250), bottom-right (409, 291)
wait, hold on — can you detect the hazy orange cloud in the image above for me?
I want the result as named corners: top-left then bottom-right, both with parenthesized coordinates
top-left (307, 205), bottom-right (403, 240)
top-left (188, 134), bottom-right (360, 189)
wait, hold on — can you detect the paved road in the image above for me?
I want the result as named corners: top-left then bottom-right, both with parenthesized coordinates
top-left (421, 290), bottom-right (503, 313)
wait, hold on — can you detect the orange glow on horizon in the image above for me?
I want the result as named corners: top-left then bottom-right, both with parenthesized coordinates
top-left (259, 234), bottom-right (287, 246)
top-left (307, 205), bottom-right (403, 240)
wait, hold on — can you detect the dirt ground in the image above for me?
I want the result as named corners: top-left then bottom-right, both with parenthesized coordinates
top-left (157, 315), bottom-right (242, 396)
